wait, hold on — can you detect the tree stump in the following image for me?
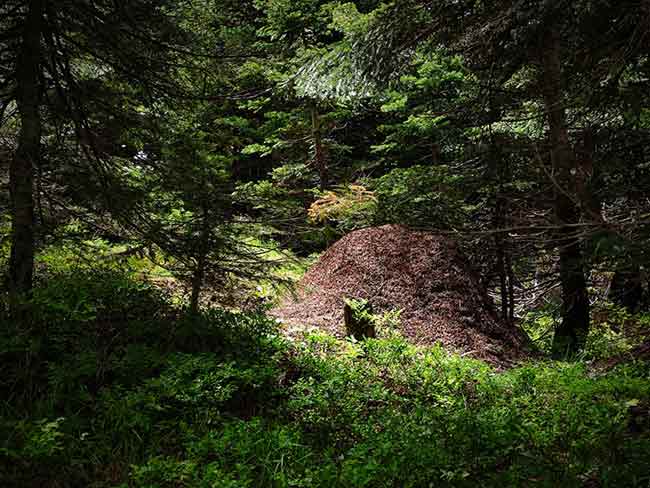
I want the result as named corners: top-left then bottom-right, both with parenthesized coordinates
top-left (344, 300), bottom-right (376, 340)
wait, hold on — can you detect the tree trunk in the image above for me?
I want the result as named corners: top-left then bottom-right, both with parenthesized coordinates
top-left (610, 263), bottom-right (643, 313)
top-left (190, 207), bottom-right (210, 314)
top-left (506, 249), bottom-right (515, 324)
top-left (310, 105), bottom-right (328, 191)
top-left (496, 241), bottom-right (509, 322)
top-left (541, 26), bottom-right (590, 357)
top-left (9, 0), bottom-right (44, 302)
top-left (189, 254), bottom-right (206, 315)
top-left (492, 136), bottom-right (514, 324)
top-left (576, 127), bottom-right (602, 222)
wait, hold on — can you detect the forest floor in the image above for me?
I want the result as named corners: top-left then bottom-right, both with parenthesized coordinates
top-left (2, 238), bottom-right (650, 487)
top-left (2, 266), bottom-right (650, 487)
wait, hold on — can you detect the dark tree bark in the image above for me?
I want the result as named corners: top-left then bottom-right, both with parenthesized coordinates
top-left (506, 247), bottom-right (515, 324)
top-left (541, 26), bottom-right (590, 357)
top-left (576, 127), bottom-right (601, 222)
top-left (494, 177), bottom-right (510, 323)
top-left (491, 136), bottom-right (515, 324)
top-left (610, 264), bottom-right (643, 313)
top-left (190, 206), bottom-right (210, 314)
top-left (607, 134), bottom-right (645, 314)
top-left (9, 0), bottom-right (44, 301)
top-left (189, 253), bottom-right (206, 315)
top-left (496, 239), bottom-right (509, 322)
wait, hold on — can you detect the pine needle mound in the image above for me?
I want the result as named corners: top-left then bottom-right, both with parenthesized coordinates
top-left (274, 225), bottom-right (530, 366)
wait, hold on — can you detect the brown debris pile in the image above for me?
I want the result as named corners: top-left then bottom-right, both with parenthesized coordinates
top-left (273, 225), bottom-right (530, 367)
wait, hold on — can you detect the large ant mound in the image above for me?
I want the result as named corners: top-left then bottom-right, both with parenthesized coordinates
top-left (273, 225), bottom-right (530, 367)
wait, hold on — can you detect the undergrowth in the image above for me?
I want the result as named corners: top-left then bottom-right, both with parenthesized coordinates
top-left (1, 269), bottom-right (649, 487)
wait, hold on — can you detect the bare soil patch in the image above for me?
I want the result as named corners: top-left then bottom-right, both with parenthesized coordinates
top-left (273, 225), bottom-right (531, 367)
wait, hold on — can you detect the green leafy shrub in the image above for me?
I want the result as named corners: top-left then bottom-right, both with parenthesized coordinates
top-left (521, 304), bottom-right (559, 354)
top-left (122, 334), bottom-right (650, 488)
top-left (130, 420), bottom-right (337, 488)
top-left (2, 270), bottom-right (650, 487)
top-left (0, 268), bottom-right (292, 486)
top-left (523, 302), bottom-right (650, 361)
top-left (0, 417), bottom-right (68, 487)
top-left (583, 305), bottom-right (649, 361)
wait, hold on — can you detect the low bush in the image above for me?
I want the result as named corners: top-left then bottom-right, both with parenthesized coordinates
top-left (1, 270), bottom-right (649, 487)
top-left (122, 334), bottom-right (650, 487)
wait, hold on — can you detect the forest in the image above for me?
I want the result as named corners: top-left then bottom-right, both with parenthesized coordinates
top-left (1, 0), bottom-right (650, 486)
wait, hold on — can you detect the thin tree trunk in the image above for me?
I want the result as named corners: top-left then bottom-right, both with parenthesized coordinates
top-left (502, 149), bottom-right (516, 324)
top-left (494, 194), bottom-right (509, 323)
top-left (610, 263), bottom-right (643, 313)
top-left (190, 207), bottom-right (210, 314)
top-left (9, 0), bottom-right (44, 303)
top-left (310, 105), bottom-right (328, 191)
top-left (506, 249), bottom-right (515, 324)
top-left (576, 127), bottom-right (601, 222)
top-left (190, 206), bottom-right (210, 314)
top-left (189, 254), bottom-right (206, 314)
top-left (496, 242), bottom-right (509, 322)
top-left (541, 26), bottom-right (590, 357)
top-left (608, 137), bottom-right (643, 313)
top-left (492, 136), bottom-right (514, 324)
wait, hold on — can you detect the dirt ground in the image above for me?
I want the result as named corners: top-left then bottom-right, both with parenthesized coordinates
top-left (273, 225), bottom-right (531, 367)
